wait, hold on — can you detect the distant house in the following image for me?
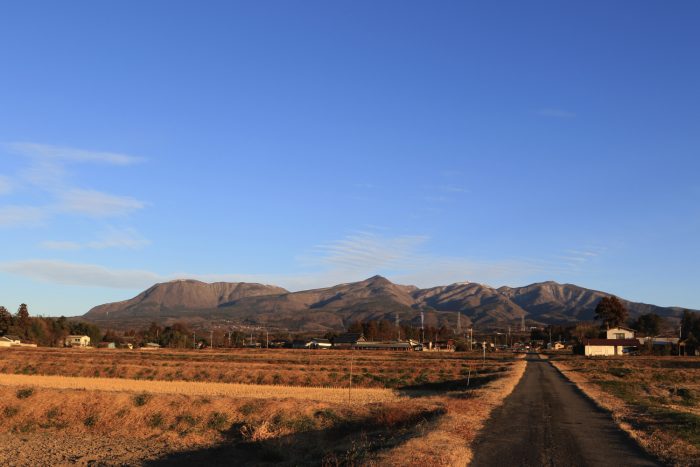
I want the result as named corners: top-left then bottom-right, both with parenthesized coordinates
top-left (65, 335), bottom-right (91, 347)
top-left (120, 342), bottom-right (134, 350)
top-left (606, 326), bottom-right (636, 340)
top-left (242, 339), bottom-right (261, 348)
top-left (269, 339), bottom-right (290, 348)
top-left (0, 335), bottom-right (22, 347)
top-left (0, 337), bottom-right (15, 347)
top-left (332, 333), bottom-right (365, 349)
top-left (637, 336), bottom-right (679, 346)
top-left (97, 342), bottom-right (116, 349)
top-left (310, 338), bottom-right (332, 349)
top-left (547, 341), bottom-right (566, 350)
top-left (423, 339), bottom-right (455, 352)
top-left (141, 342), bottom-right (161, 350)
top-left (583, 338), bottom-right (639, 356)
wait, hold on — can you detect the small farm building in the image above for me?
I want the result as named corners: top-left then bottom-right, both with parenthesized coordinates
top-left (606, 326), bottom-right (636, 340)
top-left (65, 335), bottom-right (91, 347)
top-left (310, 338), bottom-right (332, 349)
top-left (583, 338), bottom-right (639, 356)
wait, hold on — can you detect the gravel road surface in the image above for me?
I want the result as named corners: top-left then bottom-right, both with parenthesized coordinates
top-left (470, 354), bottom-right (660, 467)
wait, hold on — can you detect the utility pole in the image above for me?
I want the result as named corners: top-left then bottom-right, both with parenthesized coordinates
top-left (679, 323), bottom-right (683, 356)
top-left (266, 330), bottom-right (269, 349)
top-left (395, 312), bottom-right (400, 341)
top-left (348, 350), bottom-right (354, 403)
top-left (228, 331), bottom-right (232, 348)
top-left (210, 330), bottom-right (214, 349)
top-left (457, 312), bottom-right (461, 335)
top-left (469, 328), bottom-right (473, 351)
top-left (420, 311), bottom-right (425, 344)
top-left (193, 332), bottom-right (196, 349)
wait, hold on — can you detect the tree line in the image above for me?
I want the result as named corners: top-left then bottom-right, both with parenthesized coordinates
top-left (0, 304), bottom-right (101, 346)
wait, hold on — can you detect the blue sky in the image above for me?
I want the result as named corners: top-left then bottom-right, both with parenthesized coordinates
top-left (1, 1), bottom-right (699, 316)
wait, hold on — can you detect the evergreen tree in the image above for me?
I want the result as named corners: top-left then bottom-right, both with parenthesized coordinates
top-left (632, 313), bottom-right (661, 336)
top-left (16, 303), bottom-right (30, 337)
top-left (594, 296), bottom-right (628, 329)
top-left (0, 306), bottom-right (11, 334)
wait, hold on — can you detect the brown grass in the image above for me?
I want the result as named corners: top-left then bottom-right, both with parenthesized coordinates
top-left (0, 347), bottom-right (482, 388)
top-left (377, 354), bottom-right (527, 466)
top-left (0, 347), bottom-right (523, 465)
top-left (0, 373), bottom-right (398, 404)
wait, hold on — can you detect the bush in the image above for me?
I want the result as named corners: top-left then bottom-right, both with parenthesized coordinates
top-left (207, 412), bottom-right (229, 431)
top-left (16, 388), bottom-right (34, 399)
top-left (84, 414), bottom-right (98, 427)
top-left (3, 406), bottom-right (19, 417)
top-left (132, 393), bottom-right (152, 407)
top-left (147, 412), bottom-right (165, 429)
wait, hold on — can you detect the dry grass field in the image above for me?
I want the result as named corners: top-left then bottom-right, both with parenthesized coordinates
top-left (0, 347), bottom-right (525, 466)
top-left (0, 347), bottom-right (493, 388)
top-left (550, 355), bottom-right (700, 466)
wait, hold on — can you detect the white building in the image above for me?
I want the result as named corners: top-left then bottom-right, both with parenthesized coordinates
top-left (0, 335), bottom-right (21, 347)
top-left (584, 338), bottom-right (639, 356)
top-left (65, 335), bottom-right (91, 347)
top-left (606, 326), bottom-right (636, 340)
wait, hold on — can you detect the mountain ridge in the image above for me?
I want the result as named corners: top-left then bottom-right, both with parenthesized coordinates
top-left (83, 276), bottom-right (694, 331)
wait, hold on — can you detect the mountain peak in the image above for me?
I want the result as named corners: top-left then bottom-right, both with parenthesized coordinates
top-left (363, 275), bottom-right (392, 285)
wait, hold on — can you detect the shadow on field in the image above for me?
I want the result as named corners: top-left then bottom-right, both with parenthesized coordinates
top-left (144, 407), bottom-right (446, 466)
top-left (397, 373), bottom-right (500, 398)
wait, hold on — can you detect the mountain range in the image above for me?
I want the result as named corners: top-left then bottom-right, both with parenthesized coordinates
top-left (83, 276), bottom-right (693, 332)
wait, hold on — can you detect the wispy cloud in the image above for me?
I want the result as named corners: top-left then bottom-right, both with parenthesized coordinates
top-left (40, 227), bottom-right (150, 251)
top-left (298, 231), bottom-right (606, 289)
top-left (303, 232), bottom-right (428, 272)
top-left (38, 241), bottom-right (83, 251)
top-left (537, 108), bottom-right (576, 119)
top-left (0, 142), bottom-right (147, 228)
top-left (1, 231), bottom-right (605, 294)
top-left (0, 260), bottom-right (162, 289)
top-left (57, 189), bottom-right (146, 218)
top-left (0, 205), bottom-right (48, 228)
top-left (5, 142), bottom-right (143, 165)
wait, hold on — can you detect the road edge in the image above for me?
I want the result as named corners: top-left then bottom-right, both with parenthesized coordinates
top-left (463, 355), bottom-right (528, 465)
top-left (547, 358), bottom-right (663, 466)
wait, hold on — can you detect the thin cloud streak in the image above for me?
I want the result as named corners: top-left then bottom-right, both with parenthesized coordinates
top-left (0, 260), bottom-right (162, 289)
top-left (5, 142), bottom-right (143, 165)
top-left (57, 189), bottom-right (146, 218)
top-left (0, 205), bottom-right (48, 228)
top-left (40, 227), bottom-right (150, 250)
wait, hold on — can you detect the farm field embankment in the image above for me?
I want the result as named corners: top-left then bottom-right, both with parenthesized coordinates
top-left (550, 355), bottom-right (700, 466)
top-left (0, 347), bottom-right (525, 466)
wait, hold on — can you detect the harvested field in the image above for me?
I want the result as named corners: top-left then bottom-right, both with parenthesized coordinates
top-left (0, 347), bottom-right (482, 389)
top-left (0, 347), bottom-right (523, 465)
top-left (0, 373), bottom-right (398, 404)
top-left (550, 355), bottom-right (700, 466)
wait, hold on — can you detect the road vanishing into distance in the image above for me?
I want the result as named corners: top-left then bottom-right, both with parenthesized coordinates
top-left (470, 354), bottom-right (660, 467)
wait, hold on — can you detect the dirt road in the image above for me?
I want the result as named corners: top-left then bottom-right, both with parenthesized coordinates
top-left (470, 354), bottom-right (660, 467)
